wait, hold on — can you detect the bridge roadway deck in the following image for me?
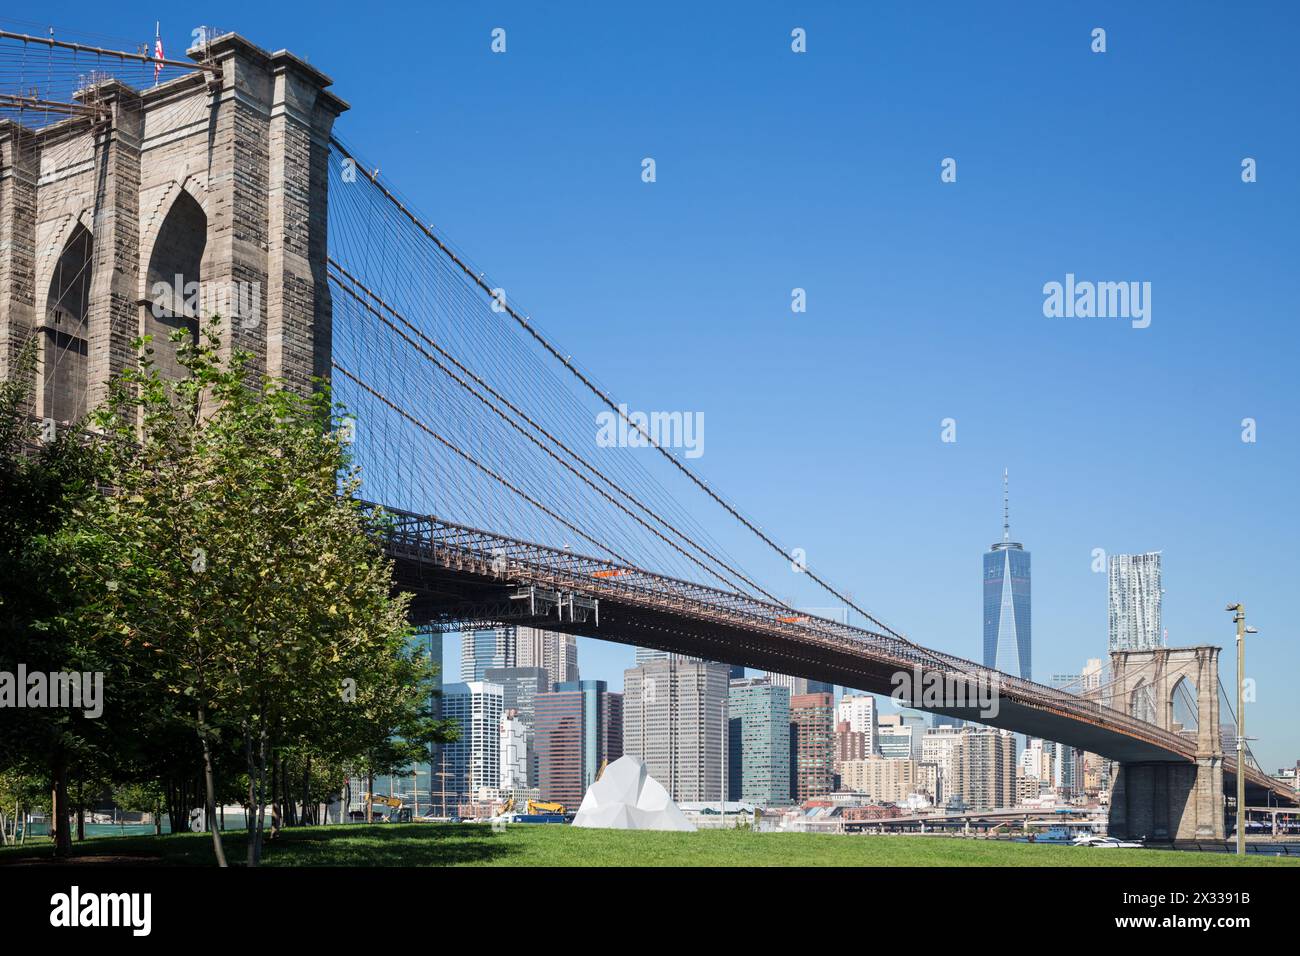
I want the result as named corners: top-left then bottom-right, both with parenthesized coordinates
top-left (372, 504), bottom-right (1296, 806)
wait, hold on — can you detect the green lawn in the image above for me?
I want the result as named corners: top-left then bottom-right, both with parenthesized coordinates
top-left (1, 823), bottom-right (1296, 867)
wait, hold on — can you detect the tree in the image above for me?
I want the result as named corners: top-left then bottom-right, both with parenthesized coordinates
top-left (345, 640), bottom-right (451, 824)
top-left (0, 770), bottom-right (46, 845)
top-left (111, 781), bottom-right (166, 835)
top-left (83, 324), bottom-right (449, 865)
top-left (0, 341), bottom-right (111, 856)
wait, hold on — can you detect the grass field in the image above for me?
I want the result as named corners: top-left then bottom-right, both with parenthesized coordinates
top-left (1, 823), bottom-right (1297, 867)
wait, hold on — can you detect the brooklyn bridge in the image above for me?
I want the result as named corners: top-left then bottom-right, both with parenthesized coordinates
top-left (0, 27), bottom-right (1292, 842)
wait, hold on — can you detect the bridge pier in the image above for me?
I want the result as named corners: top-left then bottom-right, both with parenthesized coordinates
top-left (1107, 645), bottom-right (1225, 841)
top-left (1108, 758), bottom-right (1224, 841)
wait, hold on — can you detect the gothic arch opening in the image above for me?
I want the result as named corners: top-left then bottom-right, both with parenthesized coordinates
top-left (41, 223), bottom-right (92, 423)
top-left (1130, 679), bottom-right (1157, 725)
top-left (1170, 675), bottom-right (1199, 736)
top-left (144, 189), bottom-right (206, 379)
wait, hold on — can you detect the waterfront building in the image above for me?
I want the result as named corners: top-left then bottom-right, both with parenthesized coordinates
top-left (767, 673), bottom-right (834, 696)
top-left (921, 725), bottom-right (963, 805)
top-left (1016, 772), bottom-right (1043, 806)
top-left (838, 756), bottom-right (926, 804)
top-left (790, 692), bottom-right (835, 803)
top-left (499, 709), bottom-right (529, 789)
top-left (1050, 658), bottom-right (1104, 696)
top-left (483, 666), bottom-right (550, 788)
top-left (876, 713), bottom-right (926, 759)
top-left (535, 680), bottom-right (622, 807)
top-left (623, 658), bottom-right (729, 802)
top-left (441, 681), bottom-right (505, 805)
top-left (460, 626), bottom-right (515, 681)
top-left (728, 678), bottom-right (792, 805)
top-left (1051, 660), bottom-right (1104, 798)
top-left (835, 721), bottom-right (871, 771)
top-left (836, 693), bottom-right (877, 753)
top-left (953, 726), bottom-right (1016, 810)
top-left (517, 626), bottom-right (579, 685)
top-left (1020, 737), bottom-right (1046, 781)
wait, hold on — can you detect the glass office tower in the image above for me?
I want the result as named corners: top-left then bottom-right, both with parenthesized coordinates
top-left (983, 470), bottom-right (1031, 680)
top-left (728, 678), bottom-right (792, 805)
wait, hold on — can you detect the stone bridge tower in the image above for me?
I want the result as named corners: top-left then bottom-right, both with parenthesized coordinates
top-left (1107, 645), bottom-right (1225, 841)
top-left (0, 33), bottom-right (346, 421)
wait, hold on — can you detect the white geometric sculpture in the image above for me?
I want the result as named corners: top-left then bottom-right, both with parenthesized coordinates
top-left (571, 755), bottom-right (697, 831)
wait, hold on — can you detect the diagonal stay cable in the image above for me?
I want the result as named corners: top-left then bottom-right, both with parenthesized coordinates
top-left (332, 361), bottom-right (641, 571)
top-left (329, 134), bottom-right (904, 641)
top-left (327, 260), bottom-right (790, 605)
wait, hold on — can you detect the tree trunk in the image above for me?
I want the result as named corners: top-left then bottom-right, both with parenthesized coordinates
top-left (251, 726), bottom-right (268, 865)
top-left (50, 753), bottom-right (71, 857)
top-left (200, 774), bottom-right (209, 832)
top-left (302, 758), bottom-right (311, 826)
top-left (74, 779), bottom-right (85, 842)
top-left (366, 771), bottom-right (374, 824)
top-left (164, 779), bottom-right (185, 835)
top-left (198, 702), bottom-right (228, 867)
top-left (245, 731), bottom-right (259, 866)
top-left (269, 751), bottom-right (281, 840)
top-left (280, 755), bottom-right (296, 828)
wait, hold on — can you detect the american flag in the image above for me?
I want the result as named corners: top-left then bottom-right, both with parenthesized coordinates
top-left (154, 29), bottom-right (164, 82)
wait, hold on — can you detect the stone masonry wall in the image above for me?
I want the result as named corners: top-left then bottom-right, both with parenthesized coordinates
top-left (0, 32), bottom-right (347, 423)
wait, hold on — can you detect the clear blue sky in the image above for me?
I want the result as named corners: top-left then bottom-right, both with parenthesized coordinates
top-left (34, 1), bottom-right (1300, 769)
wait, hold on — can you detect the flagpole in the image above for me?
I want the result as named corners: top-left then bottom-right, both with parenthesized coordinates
top-left (153, 22), bottom-right (160, 87)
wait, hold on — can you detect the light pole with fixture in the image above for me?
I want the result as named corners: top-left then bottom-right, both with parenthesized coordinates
top-left (1225, 603), bottom-right (1258, 855)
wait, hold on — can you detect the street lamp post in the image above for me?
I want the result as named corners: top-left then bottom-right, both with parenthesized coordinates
top-left (1225, 603), bottom-right (1256, 855)
top-left (720, 698), bottom-right (727, 832)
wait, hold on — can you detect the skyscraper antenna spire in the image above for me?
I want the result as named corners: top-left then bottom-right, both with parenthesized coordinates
top-left (1003, 468), bottom-right (1010, 543)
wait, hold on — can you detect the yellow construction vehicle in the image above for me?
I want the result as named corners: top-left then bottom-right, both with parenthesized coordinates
top-left (526, 799), bottom-right (566, 815)
top-left (358, 792), bottom-right (409, 823)
top-left (498, 796), bottom-right (516, 816)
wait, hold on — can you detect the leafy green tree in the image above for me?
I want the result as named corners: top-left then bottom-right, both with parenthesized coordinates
top-left (111, 781), bottom-right (167, 834)
top-left (274, 748), bottom-right (348, 827)
top-left (0, 770), bottom-right (47, 845)
top-left (0, 341), bottom-right (112, 856)
top-left (347, 642), bottom-right (451, 823)
top-left (83, 325), bottom-right (449, 865)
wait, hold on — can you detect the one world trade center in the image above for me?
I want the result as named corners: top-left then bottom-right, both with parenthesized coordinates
top-left (983, 470), bottom-right (1031, 680)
